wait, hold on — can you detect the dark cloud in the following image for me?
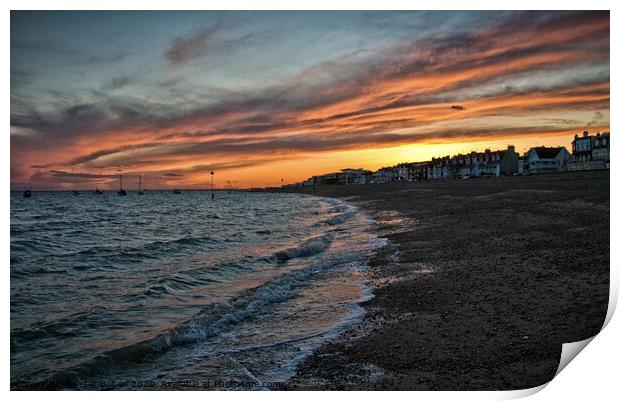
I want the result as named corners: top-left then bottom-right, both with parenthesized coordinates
top-left (587, 111), bottom-right (604, 126)
top-left (67, 142), bottom-right (158, 166)
top-left (165, 26), bottom-right (219, 66)
top-left (49, 170), bottom-right (118, 179)
top-left (543, 118), bottom-right (581, 125)
top-left (101, 75), bottom-right (132, 91)
top-left (156, 158), bottom-right (289, 175)
top-left (451, 105), bottom-right (464, 110)
top-left (11, 95), bottom-right (173, 149)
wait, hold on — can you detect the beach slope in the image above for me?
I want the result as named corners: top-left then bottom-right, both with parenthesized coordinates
top-left (287, 170), bottom-right (609, 390)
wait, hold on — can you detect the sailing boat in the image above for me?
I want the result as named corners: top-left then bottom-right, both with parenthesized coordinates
top-left (137, 175), bottom-right (144, 195)
top-left (117, 175), bottom-right (127, 196)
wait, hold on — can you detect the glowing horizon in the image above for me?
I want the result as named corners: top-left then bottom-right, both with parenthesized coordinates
top-left (11, 11), bottom-right (610, 190)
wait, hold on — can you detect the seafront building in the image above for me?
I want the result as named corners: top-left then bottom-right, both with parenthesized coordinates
top-left (569, 131), bottom-right (610, 171)
top-left (340, 169), bottom-right (373, 185)
top-left (372, 168), bottom-right (395, 183)
top-left (303, 169), bottom-right (373, 186)
top-left (293, 131), bottom-right (609, 187)
top-left (428, 145), bottom-right (520, 179)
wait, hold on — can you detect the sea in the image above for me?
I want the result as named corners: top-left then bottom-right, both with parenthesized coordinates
top-left (10, 190), bottom-right (386, 390)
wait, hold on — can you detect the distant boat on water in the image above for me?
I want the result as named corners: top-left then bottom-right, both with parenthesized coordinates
top-left (173, 188), bottom-right (181, 194)
top-left (94, 187), bottom-right (103, 195)
top-left (23, 188), bottom-right (32, 198)
top-left (72, 190), bottom-right (79, 196)
top-left (137, 175), bottom-right (144, 195)
top-left (117, 175), bottom-right (127, 196)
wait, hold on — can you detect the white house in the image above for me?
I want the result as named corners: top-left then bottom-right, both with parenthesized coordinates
top-left (524, 146), bottom-right (571, 173)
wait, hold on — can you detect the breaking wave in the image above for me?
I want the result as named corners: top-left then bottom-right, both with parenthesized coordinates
top-left (272, 234), bottom-right (333, 262)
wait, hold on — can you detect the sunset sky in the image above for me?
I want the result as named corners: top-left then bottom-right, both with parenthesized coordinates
top-left (10, 11), bottom-right (609, 190)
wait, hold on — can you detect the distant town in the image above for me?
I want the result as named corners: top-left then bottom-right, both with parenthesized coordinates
top-left (284, 131), bottom-right (610, 189)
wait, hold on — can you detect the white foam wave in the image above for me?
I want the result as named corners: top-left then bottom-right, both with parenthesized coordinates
top-left (273, 234), bottom-right (333, 262)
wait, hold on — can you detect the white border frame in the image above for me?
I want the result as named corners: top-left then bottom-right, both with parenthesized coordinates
top-left (3, 2), bottom-right (616, 400)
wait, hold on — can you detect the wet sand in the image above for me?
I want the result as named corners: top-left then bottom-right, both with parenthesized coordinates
top-left (286, 170), bottom-right (609, 390)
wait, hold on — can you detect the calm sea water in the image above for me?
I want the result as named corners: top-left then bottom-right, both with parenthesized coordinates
top-left (10, 190), bottom-right (384, 390)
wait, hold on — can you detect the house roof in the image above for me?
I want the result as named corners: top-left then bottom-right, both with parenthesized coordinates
top-left (531, 147), bottom-right (564, 159)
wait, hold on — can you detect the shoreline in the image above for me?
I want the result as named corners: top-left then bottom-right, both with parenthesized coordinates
top-left (285, 171), bottom-right (609, 390)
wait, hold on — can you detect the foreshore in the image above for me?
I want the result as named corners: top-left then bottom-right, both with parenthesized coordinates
top-left (285, 170), bottom-right (609, 390)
